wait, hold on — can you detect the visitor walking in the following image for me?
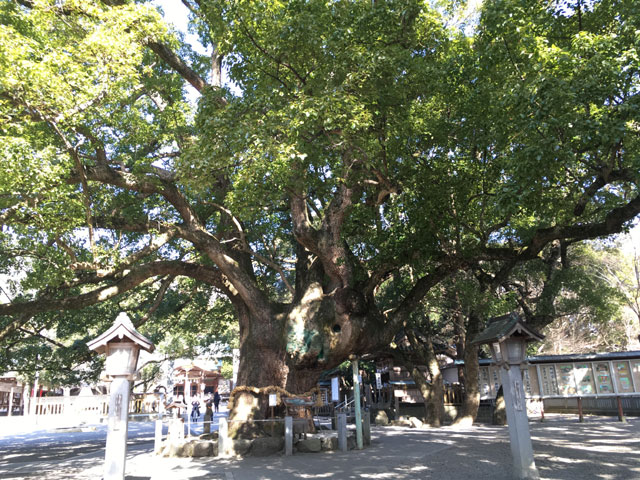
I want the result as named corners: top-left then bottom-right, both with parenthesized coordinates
top-left (213, 391), bottom-right (221, 413)
top-left (191, 399), bottom-right (200, 421)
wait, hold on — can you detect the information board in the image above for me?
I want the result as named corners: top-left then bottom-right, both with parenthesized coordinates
top-left (556, 364), bottom-right (577, 395)
top-left (594, 362), bottom-right (614, 394)
top-left (539, 365), bottom-right (559, 396)
top-left (522, 367), bottom-right (540, 397)
top-left (574, 363), bottom-right (596, 395)
top-left (632, 361), bottom-right (640, 393)
top-left (478, 367), bottom-right (492, 399)
top-left (614, 361), bottom-right (634, 393)
top-left (490, 367), bottom-right (500, 396)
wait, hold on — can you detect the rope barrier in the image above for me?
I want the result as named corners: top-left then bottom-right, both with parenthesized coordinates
top-left (227, 385), bottom-right (324, 411)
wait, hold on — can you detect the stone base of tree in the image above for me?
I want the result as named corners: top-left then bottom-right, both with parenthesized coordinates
top-left (159, 439), bottom-right (219, 458)
top-left (388, 416), bottom-right (426, 428)
top-left (372, 409), bottom-right (390, 425)
top-left (156, 432), bottom-right (360, 458)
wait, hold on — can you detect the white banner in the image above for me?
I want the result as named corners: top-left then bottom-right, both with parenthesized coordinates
top-left (331, 377), bottom-right (340, 402)
top-left (375, 372), bottom-right (383, 390)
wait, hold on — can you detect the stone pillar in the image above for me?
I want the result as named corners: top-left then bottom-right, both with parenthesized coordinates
top-left (185, 374), bottom-right (191, 437)
top-left (8, 387), bottom-right (13, 418)
top-left (285, 416), bottom-right (293, 456)
top-left (168, 418), bottom-right (184, 443)
top-left (203, 403), bottom-right (213, 434)
top-left (218, 417), bottom-right (228, 457)
top-left (22, 384), bottom-right (30, 418)
top-left (352, 359), bottom-right (363, 450)
top-left (30, 377), bottom-right (39, 416)
top-left (362, 410), bottom-right (371, 446)
top-left (104, 377), bottom-right (131, 480)
top-left (499, 366), bottom-right (539, 480)
top-left (154, 419), bottom-right (163, 454)
top-left (337, 413), bottom-right (347, 452)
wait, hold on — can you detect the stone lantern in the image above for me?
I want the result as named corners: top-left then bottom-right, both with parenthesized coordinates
top-left (88, 312), bottom-right (154, 480)
top-left (473, 313), bottom-right (544, 480)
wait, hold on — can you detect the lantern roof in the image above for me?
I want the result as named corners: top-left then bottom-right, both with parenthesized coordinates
top-left (472, 312), bottom-right (544, 345)
top-left (87, 312), bottom-right (155, 354)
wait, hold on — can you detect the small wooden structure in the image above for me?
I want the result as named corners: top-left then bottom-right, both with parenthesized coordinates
top-left (283, 396), bottom-right (315, 435)
top-left (172, 362), bottom-right (223, 398)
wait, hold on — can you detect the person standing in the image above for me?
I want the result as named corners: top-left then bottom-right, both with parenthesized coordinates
top-left (213, 391), bottom-right (221, 413)
top-left (191, 399), bottom-right (201, 421)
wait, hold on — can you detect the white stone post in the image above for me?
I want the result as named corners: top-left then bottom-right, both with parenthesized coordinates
top-left (285, 416), bottom-right (293, 456)
top-left (352, 359), bottom-right (363, 450)
top-left (30, 377), bottom-right (39, 416)
top-left (104, 377), bottom-right (131, 480)
top-left (337, 413), bottom-right (347, 452)
top-left (218, 417), bottom-right (228, 457)
top-left (8, 387), bottom-right (13, 417)
top-left (499, 365), bottom-right (539, 480)
top-left (185, 373), bottom-right (191, 437)
top-left (362, 410), bottom-right (371, 446)
top-left (154, 419), bottom-right (163, 454)
top-left (22, 385), bottom-right (30, 418)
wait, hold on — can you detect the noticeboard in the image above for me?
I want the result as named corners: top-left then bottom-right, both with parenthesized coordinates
top-left (632, 361), bottom-right (640, 392)
top-left (539, 365), bottom-right (559, 396)
top-left (478, 367), bottom-right (492, 399)
top-left (557, 364), bottom-right (577, 395)
top-left (594, 363), bottom-right (614, 394)
top-left (574, 363), bottom-right (596, 395)
top-left (614, 361), bottom-right (634, 393)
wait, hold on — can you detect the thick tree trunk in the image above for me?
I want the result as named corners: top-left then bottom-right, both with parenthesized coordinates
top-left (453, 312), bottom-right (481, 426)
top-left (227, 304), bottom-right (290, 437)
top-left (492, 385), bottom-right (507, 425)
top-left (227, 273), bottom-right (386, 437)
top-left (423, 337), bottom-right (445, 427)
top-left (407, 362), bottom-right (432, 423)
top-left (397, 333), bottom-right (444, 427)
top-left (453, 306), bottom-right (466, 385)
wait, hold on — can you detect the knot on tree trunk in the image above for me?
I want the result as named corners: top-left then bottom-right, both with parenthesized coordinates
top-left (334, 287), bottom-right (367, 316)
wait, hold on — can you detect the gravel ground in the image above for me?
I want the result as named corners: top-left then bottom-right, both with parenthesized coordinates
top-left (2, 414), bottom-right (639, 479)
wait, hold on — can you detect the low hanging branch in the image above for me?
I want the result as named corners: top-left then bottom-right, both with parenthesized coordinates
top-left (0, 261), bottom-right (225, 321)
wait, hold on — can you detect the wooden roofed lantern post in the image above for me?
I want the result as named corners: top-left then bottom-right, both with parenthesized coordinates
top-left (473, 313), bottom-right (544, 480)
top-left (87, 312), bottom-right (154, 480)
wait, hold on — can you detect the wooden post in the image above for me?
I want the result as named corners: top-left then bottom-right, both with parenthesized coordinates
top-left (577, 397), bottom-right (584, 422)
top-left (617, 396), bottom-right (626, 423)
top-left (285, 416), bottom-right (293, 456)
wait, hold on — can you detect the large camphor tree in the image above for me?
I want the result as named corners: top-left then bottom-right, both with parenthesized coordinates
top-left (1, 0), bottom-right (639, 424)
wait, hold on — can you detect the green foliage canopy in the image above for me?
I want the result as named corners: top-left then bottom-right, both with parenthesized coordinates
top-left (0, 0), bottom-right (639, 389)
